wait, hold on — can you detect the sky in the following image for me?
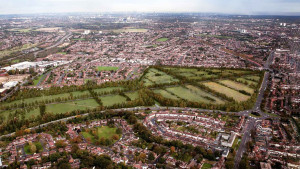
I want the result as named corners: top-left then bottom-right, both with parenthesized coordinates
top-left (0, 0), bottom-right (300, 15)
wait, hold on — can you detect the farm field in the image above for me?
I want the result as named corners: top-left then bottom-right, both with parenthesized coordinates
top-left (154, 89), bottom-right (180, 100)
top-left (45, 99), bottom-right (99, 114)
top-left (166, 86), bottom-right (211, 103)
top-left (244, 75), bottom-right (260, 82)
top-left (143, 68), bottom-right (179, 85)
top-left (96, 66), bottom-right (119, 71)
top-left (202, 82), bottom-right (250, 101)
top-left (218, 80), bottom-right (254, 94)
top-left (185, 85), bottom-right (225, 104)
top-left (125, 91), bottom-right (139, 100)
top-left (93, 87), bottom-right (124, 94)
top-left (236, 77), bottom-right (258, 86)
top-left (71, 90), bottom-right (91, 97)
top-left (99, 95), bottom-right (127, 107)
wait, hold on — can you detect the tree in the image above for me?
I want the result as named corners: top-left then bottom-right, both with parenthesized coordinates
top-left (170, 146), bottom-right (176, 154)
top-left (39, 104), bottom-right (46, 117)
top-left (30, 142), bottom-right (37, 153)
top-left (148, 152), bottom-right (155, 161)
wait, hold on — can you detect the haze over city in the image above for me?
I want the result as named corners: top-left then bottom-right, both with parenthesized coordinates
top-left (0, 0), bottom-right (299, 169)
top-left (1, 0), bottom-right (300, 15)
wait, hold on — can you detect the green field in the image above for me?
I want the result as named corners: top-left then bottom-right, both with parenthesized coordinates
top-left (71, 90), bottom-right (91, 97)
top-left (244, 75), bottom-right (260, 82)
top-left (166, 86), bottom-right (210, 103)
top-left (219, 80), bottom-right (254, 94)
top-left (57, 52), bottom-right (67, 55)
top-left (203, 82), bottom-right (250, 102)
top-left (154, 89), bottom-right (180, 100)
top-left (81, 126), bottom-right (119, 144)
top-left (45, 99), bottom-right (99, 114)
top-left (93, 87), bottom-right (124, 94)
top-left (143, 68), bottom-right (179, 85)
top-left (0, 43), bottom-right (37, 58)
top-left (100, 95), bottom-right (127, 107)
top-left (33, 75), bottom-right (44, 86)
top-left (96, 66), bottom-right (119, 71)
top-left (236, 78), bottom-right (258, 86)
top-left (125, 91), bottom-right (139, 100)
top-left (185, 85), bottom-right (225, 104)
top-left (201, 163), bottom-right (213, 169)
top-left (156, 38), bottom-right (169, 42)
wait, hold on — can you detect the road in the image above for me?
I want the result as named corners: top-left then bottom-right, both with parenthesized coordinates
top-left (33, 32), bottom-right (72, 58)
top-left (233, 50), bottom-right (276, 169)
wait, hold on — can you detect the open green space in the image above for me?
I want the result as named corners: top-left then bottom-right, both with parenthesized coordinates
top-left (93, 87), bottom-right (124, 94)
top-left (33, 75), bottom-right (44, 86)
top-left (185, 85), bottom-right (225, 104)
top-left (154, 89), bottom-right (180, 100)
top-left (99, 95), bottom-right (127, 107)
top-left (232, 137), bottom-right (241, 150)
top-left (166, 86), bottom-right (210, 103)
top-left (156, 38), bottom-right (169, 42)
top-left (143, 68), bottom-right (179, 85)
top-left (202, 82), bottom-right (250, 102)
top-left (201, 163), bottom-right (213, 169)
top-left (244, 75), bottom-right (260, 82)
top-left (218, 80), bottom-right (254, 94)
top-left (96, 66), bottom-right (119, 71)
top-left (81, 126), bottom-right (120, 145)
top-left (125, 91), bottom-right (139, 100)
top-left (45, 99), bottom-right (99, 114)
top-left (236, 78), bottom-right (258, 86)
top-left (0, 43), bottom-right (37, 58)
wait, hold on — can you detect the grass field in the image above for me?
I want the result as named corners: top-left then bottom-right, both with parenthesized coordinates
top-left (57, 52), bottom-right (67, 55)
top-left (244, 75), bottom-right (260, 82)
top-left (141, 78), bottom-right (154, 86)
top-left (202, 82), bottom-right (250, 102)
top-left (236, 78), bottom-right (258, 86)
top-left (218, 80), bottom-right (254, 94)
top-left (154, 89), bottom-right (180, 100)
top-left (185, 85), bottom-right (225, 104)
top-left (33, 74), bottom-right (44, 86)
top-left (156, 38), bottom-right (169, 42)
top-left (201, 163), bottom-right (213, 169)
top-left (93, 87), bottom-right (124, 94)
top-left (72, 38), bottom-right (86, 41)
top-left (71, 90), bottom-right (91, 97)
top-left (0, 43), bottom-right (37, 58)
top-left (45, 99), bottom-right (99, 114)
top-left (99, 95), bottom-right (127, 107)
top-left (144, 68), bottom-right (179, 85)
top-left (166, 86), bottom-right (210, 103)
top-left (125, 91), bottom-right (139, 100)
top-left (232, 137), bottom-right (241, 150)
top-left (81, 126), bottom-right (119, 144)
top-left (96, 66), bottom-right (119, 71)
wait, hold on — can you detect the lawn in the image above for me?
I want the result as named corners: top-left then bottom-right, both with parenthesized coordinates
top-left (156, 38), bottom-right (169, 42)
top-left (81, 126), bottom-right (119, 144)
top-left (232, 137), bottom-right (241, 150)
top-left (218, 80), bottom-right (254, 94)
top-left (201, 163), bottom-right (213, 169)
top-left (99, 95), bottom-right (127, 107)
top-left (96, 66), bottom-right (119, 71)
top-left (166, 86), bottom-right (209, 103)
top-left (125, 91), bottom-right (140, 100)
top-left (202, 82), bottom-right (250, 102)
top-left (57, 52), bottom-right (67, 55)
top-left (72, 38), bottom-right (85, 41)
top-left (33, 74), bottom-right (44, 86)
top-left (154, 89), bottom-right (180, 100)
top-left (24, 142), bottom-right (43, 155)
